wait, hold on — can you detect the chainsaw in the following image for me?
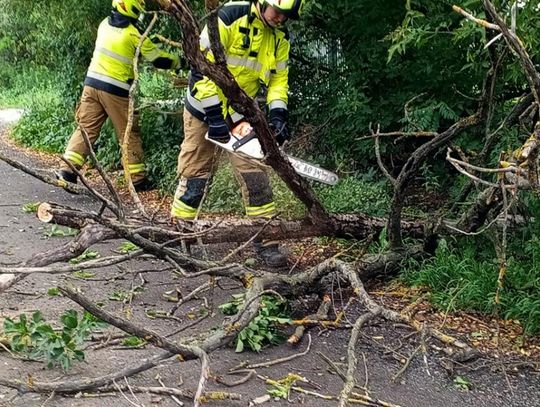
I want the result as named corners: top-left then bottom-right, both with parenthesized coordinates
top-left (204, 122), bottom-right (339, 186)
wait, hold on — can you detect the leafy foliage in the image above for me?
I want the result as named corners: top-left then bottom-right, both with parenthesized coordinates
top-left (402, 234), bottom-right (540, 334)
top-left (219, 293), bottom-right (291, 352)
top-left (116, 241), bottom-right (140, 253)
top-left (315, 171), bottom-right (390, 216)
top-left (121, 336), bottom-right (147, 348)
top-left (69, 249), bottom-right (100, 264)
top-left (43, 225), bottom-right (79, 238)
top-left (21, 202), bottom-right (40, 214)
top-left (3, 310), bottom-right (106, 370)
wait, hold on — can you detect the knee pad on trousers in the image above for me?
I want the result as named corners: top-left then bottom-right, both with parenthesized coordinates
top-left (240, 172), bottom-right (273, 207)
top-left (176, 177), bottom-right (208, 208)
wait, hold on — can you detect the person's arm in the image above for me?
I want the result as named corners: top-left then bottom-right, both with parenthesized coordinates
top-left (267, 33), bottom-right (290, 145)
top-left (193, 18), bottom-right (233, 142)
top-left (139, 36), bottom-right (180, 69)
top-left (192, 19), bottom-right (231, 104)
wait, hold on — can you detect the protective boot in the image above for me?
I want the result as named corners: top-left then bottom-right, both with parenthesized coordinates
top-left (55, 169), bottom-right (78, 184)
top-left (133, 178), bottom-right (154, 192)
top-left (253, 242), bottom-right (288, 268)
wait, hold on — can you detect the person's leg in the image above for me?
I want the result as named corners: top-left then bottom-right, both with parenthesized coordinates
top-left (100, 90), bottom-right (147, 186)
top-left (59, 86), bottom-right (107, 182)
top-left (171, 109), bottom-right (216, 220)
top-left (229, 153), bottom-right (287, 267)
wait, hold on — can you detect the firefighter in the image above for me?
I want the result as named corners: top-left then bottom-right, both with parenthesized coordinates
top-left (171, 0), bottom-right (304, 267)
top-left (57, 0), bottom-right (181, 191)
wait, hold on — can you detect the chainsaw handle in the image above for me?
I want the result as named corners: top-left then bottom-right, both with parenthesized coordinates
top-left (232, 130), bottom-right (258, 151)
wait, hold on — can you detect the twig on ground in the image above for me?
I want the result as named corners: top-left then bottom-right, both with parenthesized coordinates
top-left (0, 351), bottom-right (175, 393)
top-left (215, 369), bottom-right (256, 387)
top-left (420, 323), bottom-right (431, 377)
top-left (392, 345), bottom-right (421, 383)
top-left (289, 295), bottom-right (332, 344)
top-left (40, 391), bottom-right (55, 407)
top-left (155, 374), bottom-right (184, 406)
top-left (362, 352), bottom-right (369, 390)
top-left (244, 333), bottom-right (312, 370)
top-left (113, 379), bottom-right (142, 407)
top-left (0, 250), bottom-right (145, 275)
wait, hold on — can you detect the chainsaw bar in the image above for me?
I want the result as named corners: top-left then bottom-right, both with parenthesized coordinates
top-left (205, 128), bottom-right (339, 185)
top-left (285, 154), bottom-right (339, 185)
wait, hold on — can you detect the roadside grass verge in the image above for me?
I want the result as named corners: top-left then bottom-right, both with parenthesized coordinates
top-left (401, 236), bottom-right (540, 335)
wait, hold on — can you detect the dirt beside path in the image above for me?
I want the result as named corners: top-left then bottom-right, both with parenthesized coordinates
top-left (1, 110), bottom-right (540, 407)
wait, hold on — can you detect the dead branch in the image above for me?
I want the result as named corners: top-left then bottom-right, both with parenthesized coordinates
top-left (374, 128), bottom-right (397, 187)
top-left (357, 130), bottom-right (437, 141)
top-left (243, 333), bottom-right (312, 369)
top-left (0, 351), bottom-right (174, 393)
top-left (60, 157), bottom-right (121, 218)
top-left (452, 5), bottom-right (500, 31)
top-left (387, 112), bottom-right (484, 248)
top-left (483, 1), bottom-right (540, 105)
top-left (0, 150), bottom-right (89, 195)
top-left (121, 13), bottom-right (158, 217)
top-left (338, 311), bottom-right (378, 406)
top-left (0, 223), bottom-right (116, 293)
top-left (78, 124), bottom-right (125, 219)
top-left (215, 369), bottom-right (256, 387)
top-left (0, 250), bottom-right (144, 275)
top-left (288, 295), bottom-right (332, 344)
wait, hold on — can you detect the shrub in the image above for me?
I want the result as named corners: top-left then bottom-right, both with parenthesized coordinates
top-left (315, 170), bottom-right (390, 216)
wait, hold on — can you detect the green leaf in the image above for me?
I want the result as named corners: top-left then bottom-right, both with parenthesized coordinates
top-left (121, 336), bottom-right (146, 347)
top-left (47, 287), bottom-right (60, 296)
top-left (43, 225), bottom-right (78, 238)
top-left (60, 310), bottom-right (78, 329)
top-left (69, 250), bottom-right (100, 264)
top-left (31, 311), bottom-right (44, 324)
top-left (22, 202), bottom-right (40, 213)
top-left (116, 241), bottom-right (139, 253)
top-left (72, 271), bottom-right (95, 279)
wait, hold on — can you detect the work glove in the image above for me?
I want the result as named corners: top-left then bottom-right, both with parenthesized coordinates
top-left (173, 56), bottom-right (189, 74)
top-left (205, 104), bottom-right (230, 143)
top-left (268, 108), bottom-right (290, 146)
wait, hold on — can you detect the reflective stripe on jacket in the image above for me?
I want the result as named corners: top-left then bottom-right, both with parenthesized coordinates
top-left (85, 13), bottom-right (179, 97)
top-left (185, 1), bottom-right (290, 122)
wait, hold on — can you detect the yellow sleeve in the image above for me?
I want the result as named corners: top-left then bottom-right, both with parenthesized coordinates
top-left (267, 35), bottom-right (290, 109)
top-left (127, 26), bottom-right (179, 68)
top-left (192, 19), bottom-right (231, 105)
top-left (140, 36), bottom-right (179, 69)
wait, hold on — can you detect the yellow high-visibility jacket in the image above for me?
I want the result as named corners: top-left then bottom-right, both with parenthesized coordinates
top-left (85, 12), bottom-right (179, 97)
top-left (185, 1), bottom-right (290, 123)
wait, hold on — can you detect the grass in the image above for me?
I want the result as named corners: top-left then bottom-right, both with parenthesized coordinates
top-left (0, 65), bottom-right (64, 108)
top-left (202, 162), bottom-right (391, 219)
top-left (401, 236), bottom-right (540, 334)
